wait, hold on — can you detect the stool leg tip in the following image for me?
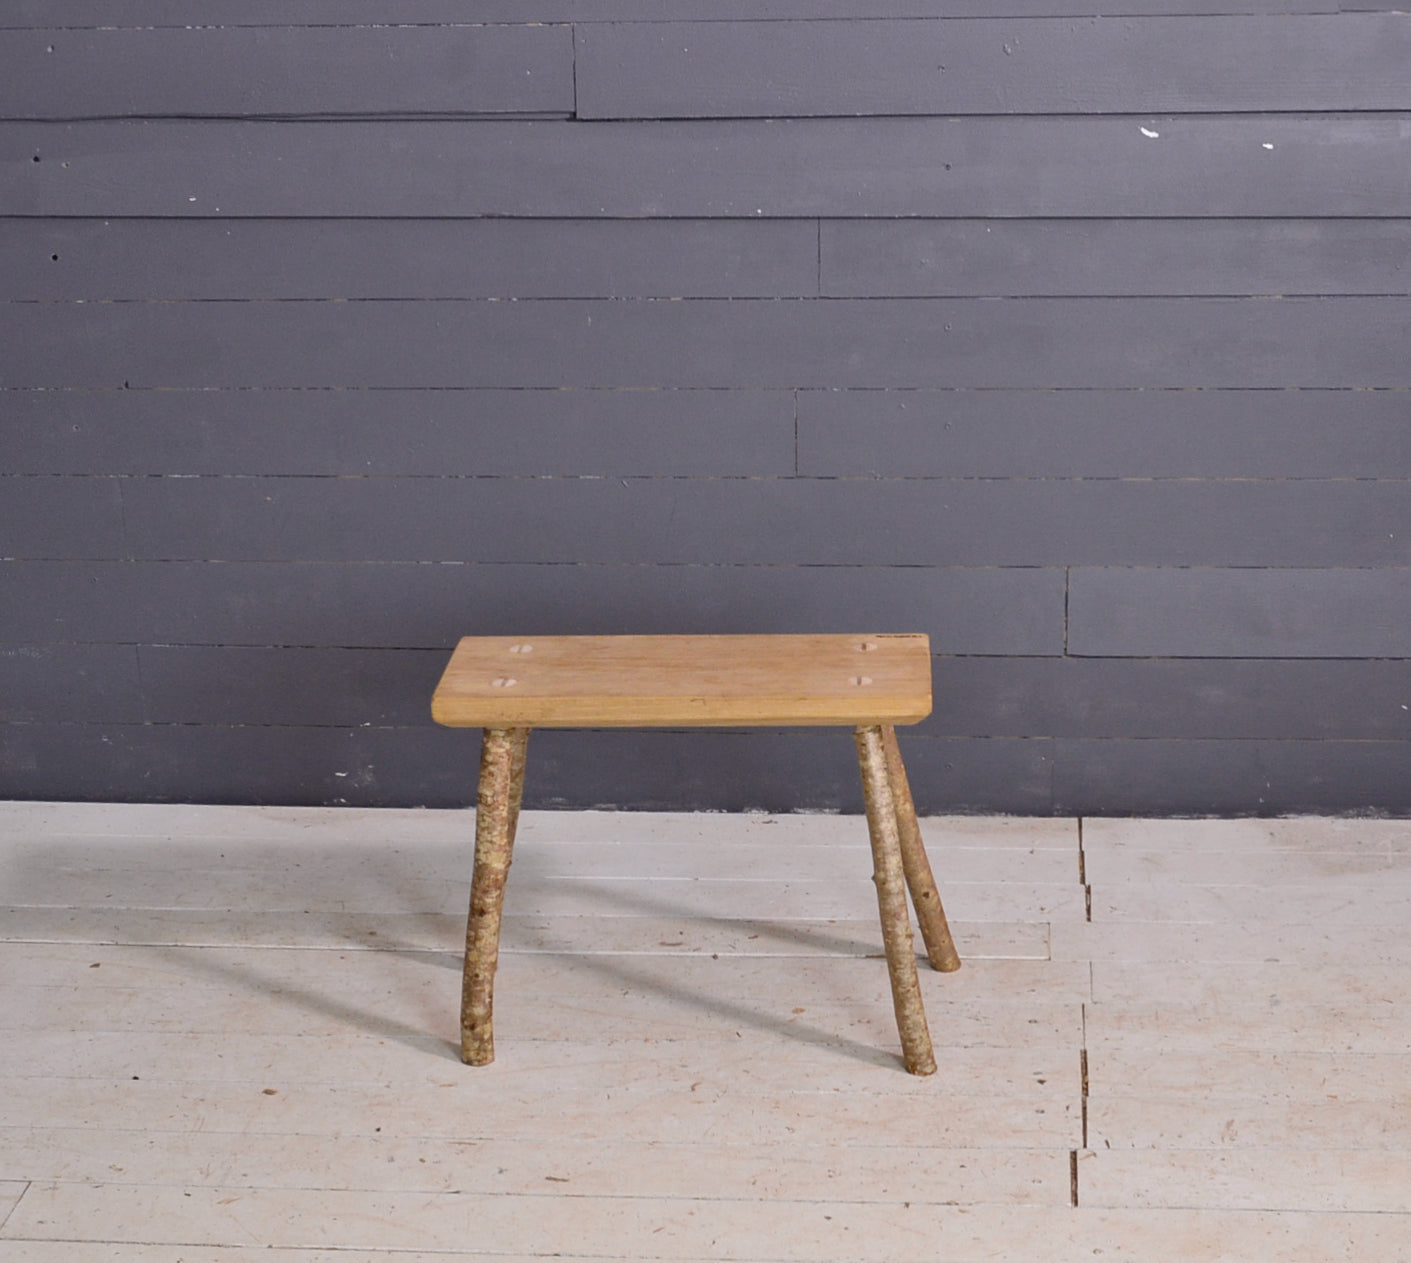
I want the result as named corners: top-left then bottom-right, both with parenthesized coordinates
top-left (461, 1041), bottom-right (494, 1067)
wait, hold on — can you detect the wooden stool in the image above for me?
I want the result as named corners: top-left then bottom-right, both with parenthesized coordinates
top-left (430, 633), bottom-right (961, 1075)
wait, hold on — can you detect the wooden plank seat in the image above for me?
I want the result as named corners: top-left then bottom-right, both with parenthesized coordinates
top-left (431, 633), bottom-right (960, 1075)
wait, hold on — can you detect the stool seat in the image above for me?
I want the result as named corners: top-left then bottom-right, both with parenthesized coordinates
top-left (431, 633), bottom-right (932, 728)
top-left (431, 632), bottom-right (960, 1076)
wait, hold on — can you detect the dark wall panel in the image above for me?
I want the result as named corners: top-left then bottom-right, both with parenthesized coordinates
top-left (14, 641), bottom-right (1409, 740)
top-left (0, 474), bottom-right (123, 557)
top-left (1, 219), bottom-right (818, 300)
top-left (1052, 739), bottom-right (1411, 816)
top-left (0, 561), bottom-right (1065, 655)
top-left (48, 646), bottom-right (1403, 739)
top-left (2, 388), bottom-right (797, 477)
top-left (0, 3), bottom-right (1354, 24)
top-left (1068, 568), bottom-right (1411, 657)
top-left (7, 117), bottom-right (1408, 217)
top-left (17, 475), bottom-right (1407, 567)
top-left (0, 722), bottom-right (1055, 815)
top-left (3, 9), bottom-right (1404, 816)
top-left (8, 298), bottom-right (1409, 388)
top-left (23, 703), bottom-right (1398, 818)
top-left (798, 389), bottom-right (1411, 478)
top-left (576, 16), bottom-right (1411, 117)
top-left (0, 644), bottom-right (142, 723)
top-left (137, 646), bottom-right (447, 727)
top-left (821, 220), bottom-right (1411, 298)
top-left (929, 657), bottom-right (1411, 740)
top-left (0, 26), bottom-right (574, 119)
top-left (0, 722), bottom-right (467, 807)
top-left (12, 216), bottom-right (1409, 302)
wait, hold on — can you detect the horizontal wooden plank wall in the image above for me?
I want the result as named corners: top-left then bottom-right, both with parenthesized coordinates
top-left (2, 6), bottom-right (1409, 814)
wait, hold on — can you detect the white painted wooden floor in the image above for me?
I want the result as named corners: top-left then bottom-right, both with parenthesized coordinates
top-left (2, 802), bottom-right (1410, 1261)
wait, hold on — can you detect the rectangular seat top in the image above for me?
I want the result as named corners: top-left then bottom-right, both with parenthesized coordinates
top-left (431, 633), bottom-right (932, 729)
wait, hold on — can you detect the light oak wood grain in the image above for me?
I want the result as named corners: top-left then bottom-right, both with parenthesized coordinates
top-left (431, 633), bottom-right (933, 728)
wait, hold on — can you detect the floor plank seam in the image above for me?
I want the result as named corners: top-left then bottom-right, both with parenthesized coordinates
top-left (1077, 816), bottom-right (1092, 924)
top-left (1079, 1045), bottom-right (1090, 1153)
top-left (0, 1181), bottom-right (32, 1234)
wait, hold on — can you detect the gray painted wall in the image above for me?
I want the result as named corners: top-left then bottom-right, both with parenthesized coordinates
top-left (2, 4), bottom-right (1409, 815)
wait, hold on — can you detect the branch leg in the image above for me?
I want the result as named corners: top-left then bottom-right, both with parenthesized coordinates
top-left (855, 724), bottom-right (937, 1076)
top-left (461, 726), bottom-right (530, 1066)
top-left (881, 724), bottom-right (961, 973)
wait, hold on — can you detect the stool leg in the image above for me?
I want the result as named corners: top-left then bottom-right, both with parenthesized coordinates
top-left (461, 726), bottom-right (530, 1066)
top-left (881, 724), bottom-right (961, 973)
top-left (855, 724), bottom-right (937, 1076)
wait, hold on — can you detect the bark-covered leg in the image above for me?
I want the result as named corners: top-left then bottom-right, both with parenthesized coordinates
top-left (881, 724), bottom-right (961, 973)
top-left (855, 725), bottom-right (937, 1076)
top-left (461, 726), bottom-right (530, 1066)
top-left (504, 726), bottom-right (529, 848)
